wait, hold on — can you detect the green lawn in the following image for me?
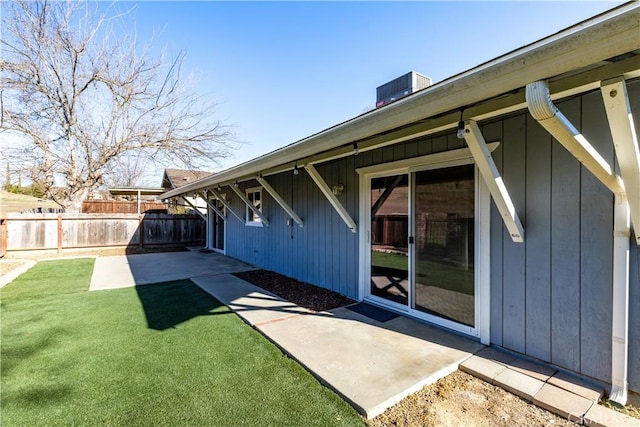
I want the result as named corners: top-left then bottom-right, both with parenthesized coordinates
top-left (0, 259), bottom-right (364, 426)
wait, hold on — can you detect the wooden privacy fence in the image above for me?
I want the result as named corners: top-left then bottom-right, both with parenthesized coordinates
top-left (82, 200), bottom-right (167, 214)
top-left (0, 213), bottom-right (204, 256)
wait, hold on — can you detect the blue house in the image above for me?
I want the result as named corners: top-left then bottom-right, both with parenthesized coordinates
top-left (162, 3), bottom-right (640, 404)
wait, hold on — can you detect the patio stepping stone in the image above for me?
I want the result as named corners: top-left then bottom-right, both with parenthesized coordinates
top-left (493, 368), bottom-right (545, 402)
top-left (533, 383), bottom-right (594, 423)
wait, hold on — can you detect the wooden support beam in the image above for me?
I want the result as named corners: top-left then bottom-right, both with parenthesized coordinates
top-left (304, 164), bottom-right (357, 233)
top-left (464, 120), bottom-right (525, 242)
top-left (180, 197), bottom-right (207, 221)
top-left (229, 185), bottom-right (270, 226)
top-left (208, 187), bottom-right (244, 223)
top-left (256, 176), bottom-right (303, 227)
top-left (601, 77), bottom-right (640, 245)
top-left (197, 191), bottom-right (226, 220)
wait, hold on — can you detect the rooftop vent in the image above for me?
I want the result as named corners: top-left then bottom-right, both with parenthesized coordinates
top-left (376, 71), bottom-right (432, 108)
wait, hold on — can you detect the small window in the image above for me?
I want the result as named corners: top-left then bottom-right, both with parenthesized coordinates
top-left (245, 187), bottom-right (263, 226)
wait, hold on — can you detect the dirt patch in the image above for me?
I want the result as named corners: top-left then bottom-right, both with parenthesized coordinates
top-left (233, 269), bottom-right (355, 312)
top-left (369, 370), bottom-right (575, 427)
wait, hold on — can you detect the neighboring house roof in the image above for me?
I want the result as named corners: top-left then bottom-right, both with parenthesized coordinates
top-left (161, 169), bottom-right (213, 190)
top-left (161, 2), bottom-right (639, 200)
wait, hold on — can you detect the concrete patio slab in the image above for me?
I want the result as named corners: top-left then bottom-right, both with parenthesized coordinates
top-left (250, 305), bottom-right (482, 419)
top-left (89, 251), bottom-right (254, 291)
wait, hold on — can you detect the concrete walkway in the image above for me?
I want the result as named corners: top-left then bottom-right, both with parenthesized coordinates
top-left (89, 250), bottom-right (255, 290)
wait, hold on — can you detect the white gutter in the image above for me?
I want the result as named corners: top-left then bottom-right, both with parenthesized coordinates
top-left (610, 195), bottom-right (630, 405)
top-left (161, 2), bottom-right (639, 200)
top-left (526, 80), bottom-right (631, 405)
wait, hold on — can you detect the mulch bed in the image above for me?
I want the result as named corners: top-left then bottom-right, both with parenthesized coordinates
top-left (233, 269), bottom-right (355, 312)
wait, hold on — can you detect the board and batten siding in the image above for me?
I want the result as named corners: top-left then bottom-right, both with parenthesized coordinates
top-left (484, 82), bottom-right (640, 390)
top-left (223, 82), bottom-right (639, 392)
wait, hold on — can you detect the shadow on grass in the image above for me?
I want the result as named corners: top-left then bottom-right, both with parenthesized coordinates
top-left (11, 384), bottom-right (73, 407)
top-left (135, 280), bottom-right (227, 330)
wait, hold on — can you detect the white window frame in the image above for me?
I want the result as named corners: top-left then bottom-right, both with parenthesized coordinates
top-left (245, 186), bottom-right (264, 226)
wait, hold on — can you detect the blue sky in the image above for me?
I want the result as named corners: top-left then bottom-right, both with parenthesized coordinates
top-left (126, 1), bottom-right (624, 176)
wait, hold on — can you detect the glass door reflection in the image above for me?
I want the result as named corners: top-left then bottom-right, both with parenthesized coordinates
top-left (413, 165), bottom-right (475, 326)
top-left (370, 174), bottom-right (409, 306)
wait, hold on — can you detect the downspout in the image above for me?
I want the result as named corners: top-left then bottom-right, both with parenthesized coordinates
top-left (526, 80), bottom-right (629, 405)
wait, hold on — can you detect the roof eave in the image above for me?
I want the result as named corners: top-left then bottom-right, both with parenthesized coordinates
top-left (161, 2), bottom-right (640, 200)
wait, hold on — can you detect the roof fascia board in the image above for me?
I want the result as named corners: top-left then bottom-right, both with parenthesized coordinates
top-left (161, 5), bottom-right (639, 199)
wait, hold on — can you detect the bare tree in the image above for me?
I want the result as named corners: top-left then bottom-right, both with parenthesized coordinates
top-left (0, 1), bottom-right (232, 211)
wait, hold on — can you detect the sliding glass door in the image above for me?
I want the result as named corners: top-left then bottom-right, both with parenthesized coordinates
top-left (414, 165), bottom-right (475, 326)
top-left (367, 164), bottom-right (476, 328)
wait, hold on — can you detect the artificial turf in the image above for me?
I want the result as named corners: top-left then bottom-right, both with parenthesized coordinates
top-left (0, 259), bottom-right (364, 426)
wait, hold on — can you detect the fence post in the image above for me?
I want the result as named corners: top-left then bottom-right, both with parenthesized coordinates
top-left (1, 218), bottom-right (7, 258)
top-left (57, 214), bottom-right (63, 253)
top-left (139, 214), bottom-right (144, 249)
